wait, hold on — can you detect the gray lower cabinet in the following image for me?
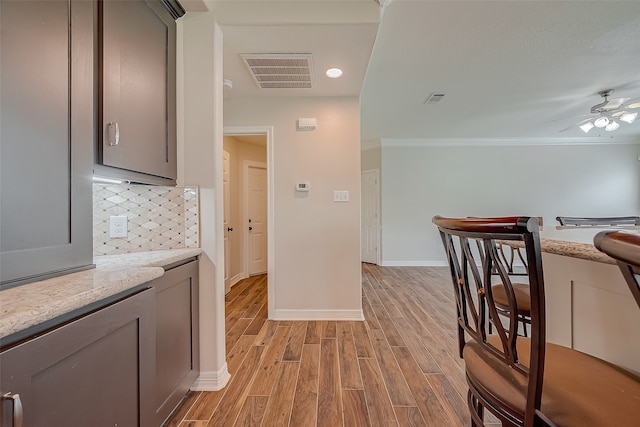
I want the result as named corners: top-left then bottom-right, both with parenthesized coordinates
top-left (154, 259), bottom-right (200, 425)
top-left (0, 288), bottom-right (156, 427)
top-left (0, 0), bottom-right (94, 288)
top-left (96, 0), bottom-right (180, 185)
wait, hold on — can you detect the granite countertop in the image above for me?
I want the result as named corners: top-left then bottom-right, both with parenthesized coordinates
top-left (94, 248), bottom-right (203, 269)
top-left (0, 248), bottom-right (202, 340)
top-left (508, 226), bottom-right (640, 265)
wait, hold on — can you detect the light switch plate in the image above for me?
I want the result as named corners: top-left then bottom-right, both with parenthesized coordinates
top-left (109, 215), bottom-right (128, 238)
top-left (334, 190), bottom-right (349, 202)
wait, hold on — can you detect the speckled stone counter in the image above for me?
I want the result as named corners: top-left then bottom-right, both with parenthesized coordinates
top-left (0, 248), bottom-right (202, 341)
top-left (538, 226), bottom-right (640, 264)
top-left (94, 248), bottom-right (203, 269)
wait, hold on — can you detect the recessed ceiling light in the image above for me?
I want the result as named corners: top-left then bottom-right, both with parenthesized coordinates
top-left (326, 68), bottom-right (343, 78)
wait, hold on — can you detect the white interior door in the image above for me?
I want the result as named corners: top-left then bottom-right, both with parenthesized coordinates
top-left (246, 163), bottom-right (267, 275)
top-left (361, 169), bottom-right (380, 264)
top-left (223, 150), bottom-right (231, 293)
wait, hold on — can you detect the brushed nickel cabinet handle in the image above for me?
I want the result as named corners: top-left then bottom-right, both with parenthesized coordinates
top-left (1, 392), bottom-right (23, 427)
top-left (106, 122), bottom-right (120, 146)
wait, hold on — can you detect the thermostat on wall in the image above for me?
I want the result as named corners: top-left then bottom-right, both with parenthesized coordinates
top-left (296, 182), bottom-right (310, 192)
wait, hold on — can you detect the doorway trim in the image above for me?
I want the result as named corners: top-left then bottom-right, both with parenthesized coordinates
top-left (224, 126), bottom-right (275, 319)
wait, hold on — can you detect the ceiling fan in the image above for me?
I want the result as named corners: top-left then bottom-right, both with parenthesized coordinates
top-left (558, 89), bottom-right (640, 133)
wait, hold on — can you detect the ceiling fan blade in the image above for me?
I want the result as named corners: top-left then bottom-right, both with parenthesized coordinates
top-left (557, 124), bottom-right (575, 133)
top-left (602, 97), bottom-right (629, 110)
top-left (544, 113), bottom-right (594, 124)
top-left (557, 119), bottom-right (586, 133)
top-left (619, 96), bottom-right (640, 109)
top-left (558, 118), bottom-right (592, 133)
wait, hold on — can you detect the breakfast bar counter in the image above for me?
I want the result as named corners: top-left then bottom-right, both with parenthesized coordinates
top-left (538, 226), bottom-right (620, 264)
top-left (532, 226), bottom-right (640, 373)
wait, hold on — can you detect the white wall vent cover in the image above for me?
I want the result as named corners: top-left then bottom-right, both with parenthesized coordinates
top-left (241, 53), bottom-right (314, 89)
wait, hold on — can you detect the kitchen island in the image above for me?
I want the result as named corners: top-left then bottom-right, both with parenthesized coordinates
top-left (534, 226), bottom-right (640, 373)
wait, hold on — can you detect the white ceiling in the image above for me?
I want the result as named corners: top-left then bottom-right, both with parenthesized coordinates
top-left (190, 0), bottom-right (640, 143)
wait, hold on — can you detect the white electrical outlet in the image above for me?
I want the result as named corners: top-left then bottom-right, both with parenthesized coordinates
top-left (334, 191), bottom-right (349, 202)
top-left (109, 215), bottom-right (128, 238)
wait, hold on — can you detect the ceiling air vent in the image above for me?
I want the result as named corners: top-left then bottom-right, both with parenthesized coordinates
top-left (241, 53), bottom-right (314, 89)
top-left (424, 92), bottom-right (445, 104)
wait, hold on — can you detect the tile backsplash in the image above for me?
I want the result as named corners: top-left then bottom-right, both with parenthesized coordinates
top-left (93, 183), bottom-right (199, 256)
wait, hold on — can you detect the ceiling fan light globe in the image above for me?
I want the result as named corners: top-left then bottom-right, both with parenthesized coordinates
top-left (594, 116), bottom-right (609, 128)
top-left (620, 112), bottom-right (638, 124)
top-left (605, 120), bottom-right (620, 131)
top-left (579, 122), bottom-right (594, 133)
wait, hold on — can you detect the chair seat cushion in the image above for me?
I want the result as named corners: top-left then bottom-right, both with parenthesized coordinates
top-left (463, 336), bottom-right (640, 426)
top-left (490, 283), bottom-right (531, 315)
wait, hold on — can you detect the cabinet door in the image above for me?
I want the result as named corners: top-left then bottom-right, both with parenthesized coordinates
top-left (154, 260), bottom-right (200, 425)
top-left (0, 288), bottom-right (156, 427)
top-left (99, 0), bottom-right (177, 183)
top-left (0, 0), bottom-right (94, 287)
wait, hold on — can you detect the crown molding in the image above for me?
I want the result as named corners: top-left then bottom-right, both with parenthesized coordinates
top-left (380, 137), bottom-right (640, 148)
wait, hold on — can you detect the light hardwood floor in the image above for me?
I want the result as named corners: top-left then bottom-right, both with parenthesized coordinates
top-left (165, 263), bottom-right (499, 426)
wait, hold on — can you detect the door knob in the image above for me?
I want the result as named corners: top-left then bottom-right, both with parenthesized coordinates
top-left (227, 227), bottom-right (233, 232)
top-left (249, 226), bottom-right (253, 231)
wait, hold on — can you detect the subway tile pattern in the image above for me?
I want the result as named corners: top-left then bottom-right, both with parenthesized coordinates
top-left (93, 184), bottom-right (199, 256)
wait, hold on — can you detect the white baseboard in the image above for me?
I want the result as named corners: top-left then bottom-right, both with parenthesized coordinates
top-left (272, 309), bottom-right (364, 321)
top-left (230, 273), bottom-right (248, 287)
top-left (190, 364), bottom-right (231, 391)
top-left (379, 261), bottom-right (448, 267)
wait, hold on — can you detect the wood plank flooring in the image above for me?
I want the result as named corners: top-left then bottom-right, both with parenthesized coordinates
top-left (165, 264), bottom-right (499, 426)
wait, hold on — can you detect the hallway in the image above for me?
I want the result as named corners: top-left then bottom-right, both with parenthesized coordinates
top-left (165, 264), bottom-right (498, 426)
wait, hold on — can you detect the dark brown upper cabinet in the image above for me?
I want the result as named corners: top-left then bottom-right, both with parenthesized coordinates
top-left (96, 0), bottom-right (183, 185)
top-left (0, 0), bottom-right (94, 288)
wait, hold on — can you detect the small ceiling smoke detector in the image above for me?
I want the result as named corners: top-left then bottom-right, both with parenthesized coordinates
top-left (424, 92), bottom-right (446, 104)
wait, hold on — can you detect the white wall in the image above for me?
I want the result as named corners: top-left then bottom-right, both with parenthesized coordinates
top-left (178, 13), bottom-right (229, 390)
top-left (379, 141), bottom-right (640, 265)
top-left (225, 97), bottom-right (363, 320)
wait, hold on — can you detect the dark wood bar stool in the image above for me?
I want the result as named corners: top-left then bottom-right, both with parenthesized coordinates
top-left (594, 230), bottom-right (640, 309)
top-left (556, 216), bottom-right (640, 226)
top-left (476, 217), bottom-right (542, 337)
top-left (477, 240), bottom-right (531, 337)
top-left (433, 215), bottom-right (640, 427)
